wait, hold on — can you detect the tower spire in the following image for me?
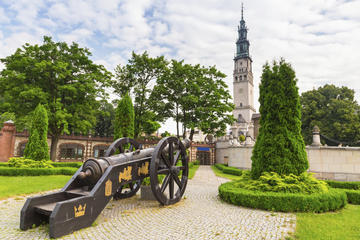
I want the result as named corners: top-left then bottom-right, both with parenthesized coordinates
top-left (241, 2), bottom-right (244, 20)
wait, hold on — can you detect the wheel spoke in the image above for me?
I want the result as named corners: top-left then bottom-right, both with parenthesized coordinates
top-left (129, 182), bottom-right (134, 190)
top-left (172, 173), bottom-right (182, 189)
top-left (158, 168), bottom-right (170, 174)
top-left (160, 174), bottom-right (170, 193)
top-left (173, 150), bottom-right (181, 166)
top-left (169, 142), bottom-right (174, 165)
top-left (129, 144), bottom-right (134, 152)
top-left (169, 176), bottom-right (174, 199)
top-left (161, 152), bottom-right (172, 168)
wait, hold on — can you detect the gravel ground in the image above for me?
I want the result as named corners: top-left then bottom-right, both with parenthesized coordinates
top-left (0, 166), bottom-right (295, 239)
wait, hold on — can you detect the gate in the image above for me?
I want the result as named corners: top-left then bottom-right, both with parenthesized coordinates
top-left (190, 143), bottom-right (215, 165)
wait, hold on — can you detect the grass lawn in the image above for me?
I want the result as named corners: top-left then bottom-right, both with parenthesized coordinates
top-left (188, 164), bottom-right (199, 179)
top-left (293, 204), bottom-right (360, 240)
top-left (0, 175), bottom-right (71, 199)
top-left (211, 165), bottom-right (242, 181)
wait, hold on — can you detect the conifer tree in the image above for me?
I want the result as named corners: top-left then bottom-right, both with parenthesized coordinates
top-left (114, 93), bottom-right (135, 140)
top-left (251, 59), bottom-right (308, 179)
top-left (24, 104), bottom-right (50, 161)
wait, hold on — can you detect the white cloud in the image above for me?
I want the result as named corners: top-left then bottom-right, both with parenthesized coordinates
top-left (1, 0), bottom-right (360, 134)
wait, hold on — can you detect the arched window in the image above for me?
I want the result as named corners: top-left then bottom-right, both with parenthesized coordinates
top-left (240, 76), bottom-right (243, 81)
top-left (240, 103), bottom-right (243, 107)
top-left (17, 141), bottom-right (27, 157)
top-left (235, 76), bottom-right (238, 81)
top-left (93, 145), bottom-right (109, 158)
top-left (59, 143), bottom-right (84, 160)
top-left (244, 75), bottom-right (247, 80)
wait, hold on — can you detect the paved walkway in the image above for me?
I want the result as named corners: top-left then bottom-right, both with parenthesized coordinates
top-left (0, 166), bottom-right (295, 239)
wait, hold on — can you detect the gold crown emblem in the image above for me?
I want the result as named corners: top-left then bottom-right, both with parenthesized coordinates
top-left (105, 179), bottom-right (112, 197)
top-left (138, 162), bottom-right (149, 176)
top-left (119, 166), bottom-right (132, 182)
top-left (74, 204), bottom-right (86, 218)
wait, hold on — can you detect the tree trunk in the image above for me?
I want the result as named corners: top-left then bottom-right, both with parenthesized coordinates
top-left (189, 128), bottom-right (195, 141)
top-left (176, 105), bottom-right (179, 138)
top-left (50, 135), bottom-right (59, 161)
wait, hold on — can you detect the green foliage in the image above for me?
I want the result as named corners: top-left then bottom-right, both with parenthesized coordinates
top-left (0, 112), bottom-right (15, 129)
top-left (223, 167), bottom-right (243, 176)
top-left (0, 167), bottom-right (76, 176)
top-left (301, 84), bottom-right (360, 145)
top-left (233, 171), bottom-right (328, 194)
top-left (323, 180), bottom-right (360, 205)
top-left (344, 189), bottom-right (360, 204)
top-left (239, 135), bottom-right (246, 142)
top-left (325, 180), bottom-right (360, 190)
top-left (152, 60), bottom-right (234, 139)
top-left (113, 51), bottom-right (168, 138)
top-left (0, 36), bottom-right (112, 160)
top-left (142, 112), bottom-right (161, 136)
top-left (24, 104), bottom-right (50, 161)
top-left (161, 131), bottom-right (171, 137)
top-left (8, 157), bottom-right (53, 168)
top-left (251, 59), bottom-right (308, 179)
top-left (114, 92), bottom-right (135, 139)
top-left (214, 163), bottom-right (243, 176)
top-left (193, 160), bottom-right (200, 165)
top-left (94, 100), bottom-right (115, 137)
top-left (50, 162), bottom-right (83, 168)
top-left (219, 181), bottom-right (347, 212)
top-left (141, 175), bottom-right (165, 186)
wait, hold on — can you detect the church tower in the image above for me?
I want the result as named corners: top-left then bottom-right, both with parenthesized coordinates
top-left (231, 4), bottom-right (255, 138)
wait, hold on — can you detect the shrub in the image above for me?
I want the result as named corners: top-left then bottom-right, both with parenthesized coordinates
top-left (114, 92), bottom-right (134, 140)
top-left (215, 164), bottom-right (226, 171)
top-left (0, 167), bottom-right (76, 176)
top-left (8, 157), bottom-right (53, 168)
top-left (194, 160), bottom-right (200, 165)
top-left (325, 180), bottom-right (360, 190)
top-left (24, 104), bottom-right (50, 161)
top-left (239, 135), bottom-right (245, 142)
top-left (219, 181), bottom-right (347, 212)
top-left (344, 189), bottom-right (360, 204)
top-left (251, 60), bottom-right (308, 179)
top-left (233, 171), bottom-right (328, 194)
top-left (223, 167), bottom-right (242, 176)
top-left (51, 162), bottom-right (83, 168)
top-left (0, 162), bottom-right (9, 167)
top-left (142, 175), bottom-right (165, 186)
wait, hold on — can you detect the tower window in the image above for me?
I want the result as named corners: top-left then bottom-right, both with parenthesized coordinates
top-left (240, 103), bottom-right (243, 107)
top-left (240, 76), bottom-right (243, 81)
top-left (244, 75), bottom-right (247, 80)
top-left (235, 76), bottom-right (238, 81)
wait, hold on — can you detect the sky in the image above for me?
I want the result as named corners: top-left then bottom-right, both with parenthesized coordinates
top-left (0, 0), bottom-right (360, 134)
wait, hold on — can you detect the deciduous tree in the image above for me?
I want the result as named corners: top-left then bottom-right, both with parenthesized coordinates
top-left (0, 36), bottom-right (112, 160)
top-left (301, 84), bottom-right (360, 145)
top-left (114, 92), bottom-right (135, 140)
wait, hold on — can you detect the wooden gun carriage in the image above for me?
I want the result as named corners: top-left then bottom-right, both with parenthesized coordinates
top-left (20, 136), bottom-right (190, 238)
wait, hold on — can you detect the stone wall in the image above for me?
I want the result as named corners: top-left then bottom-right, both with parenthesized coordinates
top-left (216, 142), bottom-right (360, 181)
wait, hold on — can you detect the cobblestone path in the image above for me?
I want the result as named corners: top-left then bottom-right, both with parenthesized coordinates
top-left (0, 166), bottom-right (295, 239)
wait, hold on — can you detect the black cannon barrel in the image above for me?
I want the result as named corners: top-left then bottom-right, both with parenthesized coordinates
top-left (78, 139), bottom-right (190, 185)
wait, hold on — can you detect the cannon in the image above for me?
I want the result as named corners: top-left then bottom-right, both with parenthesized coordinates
top-left (20, 136), bottom-right (190, 238)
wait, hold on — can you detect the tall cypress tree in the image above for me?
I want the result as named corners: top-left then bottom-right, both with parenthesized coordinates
top-left (114, 93), bottom-right (135, 140)
top-left (251, 59), bottom-right (308, 179)
top-left (24, 104), bottom-right (50, 161)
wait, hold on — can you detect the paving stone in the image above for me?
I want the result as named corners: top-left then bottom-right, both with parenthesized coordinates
top-left (0, 166), bottom-right (295, 239)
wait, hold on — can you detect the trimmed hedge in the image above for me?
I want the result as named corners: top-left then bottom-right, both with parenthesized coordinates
top-left (0, 162), bottom-right (9, 167)
top-left (51, 162), bottom-right (83, 168)
top-left (325, 180), bottom-right (360, 190)
top-left (223, 167), bottom-right (243, 176)
top-left (344, 189), bottom-right (360, 204)
top-left (219, 181), bottom-right (347, 212)
top-left (0, 167), bottom-right (77, 176)
top-left (215, 164), bottom-right (242, 176)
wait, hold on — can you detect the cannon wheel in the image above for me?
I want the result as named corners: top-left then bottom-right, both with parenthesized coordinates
top-left (150, 136), bottom-right (189, 205)
top-left (104, 138), bottom-right (142, 200)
